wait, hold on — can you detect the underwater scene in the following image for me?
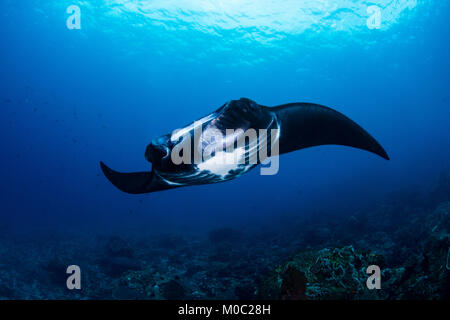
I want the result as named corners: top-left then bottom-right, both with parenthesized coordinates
top-left (0, 0), bottom-right (449, 300)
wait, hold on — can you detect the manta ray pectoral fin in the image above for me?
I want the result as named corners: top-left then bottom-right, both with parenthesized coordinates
top-left (272, 103), bottom-right (389, 160)
top-left (99, 162), bottom-right (170, 194)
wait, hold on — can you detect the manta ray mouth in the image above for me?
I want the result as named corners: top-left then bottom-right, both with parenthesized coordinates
top-left (145, 143), bottom-right (170, 163)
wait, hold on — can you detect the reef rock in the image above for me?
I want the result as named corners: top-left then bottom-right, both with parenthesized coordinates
top-left (258, 246), bottom-right (388, 300)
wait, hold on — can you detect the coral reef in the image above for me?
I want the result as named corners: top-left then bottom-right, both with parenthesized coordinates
top-left (258, 201), bottom-right (450, 300)
top-left (0, 176), bottom-right (448, 300)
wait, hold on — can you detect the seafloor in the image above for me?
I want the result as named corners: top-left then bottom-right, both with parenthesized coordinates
top-left (0, 174), bottom-right (449, 300)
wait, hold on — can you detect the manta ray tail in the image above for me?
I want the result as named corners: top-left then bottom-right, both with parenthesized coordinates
top-left (272, 103), bottom-right (389, 160)
top-left (99, 162), bottom-right (156, 194)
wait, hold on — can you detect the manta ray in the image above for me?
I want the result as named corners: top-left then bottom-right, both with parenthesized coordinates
top-left (100, 98), bottom-right (389, 194)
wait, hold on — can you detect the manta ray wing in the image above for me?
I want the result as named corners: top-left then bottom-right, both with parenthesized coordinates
top-left (99, 162), bottom-right (174, 194)
top-left (270, 103), bottom-right (389, 160)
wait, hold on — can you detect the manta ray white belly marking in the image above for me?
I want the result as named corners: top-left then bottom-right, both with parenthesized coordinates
top-left (195, 106), bottom-right (279, 180)
top-left (197, 147), bottom-right (247, 178)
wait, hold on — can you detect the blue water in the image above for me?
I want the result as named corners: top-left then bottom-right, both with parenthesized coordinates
top-left (1, 1), bottom-right (449, 258)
